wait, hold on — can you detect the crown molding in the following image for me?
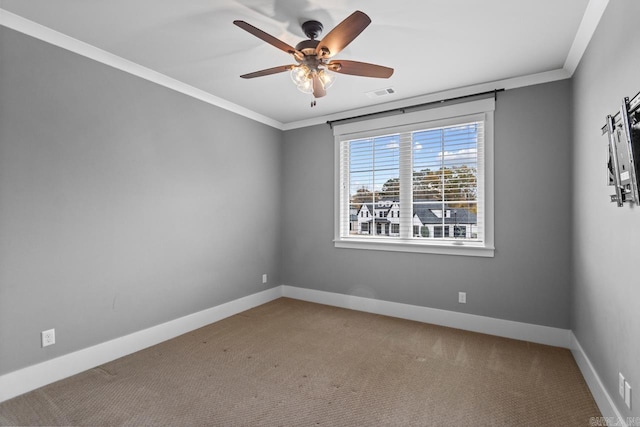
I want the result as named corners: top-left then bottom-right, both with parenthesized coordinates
top-left (564, 0), bottom-right (610, 75)
top-left (282, 68), bottom-right (571, 130)
top-left (0, 9), bottom-right (284, 130)
top-left (2, 0), bottom-right (609, 131)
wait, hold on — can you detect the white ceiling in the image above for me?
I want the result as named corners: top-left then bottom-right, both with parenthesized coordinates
top-left (1, 0), bottom-right (604, 129)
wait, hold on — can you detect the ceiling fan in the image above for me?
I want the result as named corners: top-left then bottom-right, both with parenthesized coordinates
top-left (233, 10), bottom-right (394, 101)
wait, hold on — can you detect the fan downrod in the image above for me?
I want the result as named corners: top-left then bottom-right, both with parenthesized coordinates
top-left (301, 20), bottom-right (323, 40)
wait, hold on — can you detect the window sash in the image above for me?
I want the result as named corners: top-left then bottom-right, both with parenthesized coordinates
top-left (334, 98), bottom-right (495, 257)
top-left (342, 120), bottom-right (482, 242)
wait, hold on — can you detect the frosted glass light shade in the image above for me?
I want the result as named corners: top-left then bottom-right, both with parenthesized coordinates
top-left (290, 65), bottom-right (313, 93)
top-left (318, 69), bottom-right (335, 90)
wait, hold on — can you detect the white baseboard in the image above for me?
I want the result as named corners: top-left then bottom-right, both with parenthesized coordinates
top-left (2, 284), bottom-right (609, 418)
top-left (282, 285), bottom-right (571, 348)
top-left (281, 286), bottom-right (624, 423)
top-left (0, 286), bottom-right (283, 403)
top-left (571, 332), bottom-right (627, 427)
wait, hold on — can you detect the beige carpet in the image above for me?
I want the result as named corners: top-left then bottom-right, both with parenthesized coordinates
top-left (0, 298), bottom-right (600, 426)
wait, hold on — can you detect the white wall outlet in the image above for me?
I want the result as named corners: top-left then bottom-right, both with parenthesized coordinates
top-left (619, 373), bottom-right (626, 398)
top-left (262, 274), bottom-right (267, 284)
top-left (41, 329), bottom-right (55, 347)
top-left (458, 292), bottom-right (467, 304)
top-left (625, 381), bottom-right (632, 409)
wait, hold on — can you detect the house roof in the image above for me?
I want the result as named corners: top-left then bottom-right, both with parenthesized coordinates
top-left (357, 200), bottom-right (477, 225)
top-left (359, 202), bottom-right (394, 214)
top-left (413, 203), bottom-right (477, 225)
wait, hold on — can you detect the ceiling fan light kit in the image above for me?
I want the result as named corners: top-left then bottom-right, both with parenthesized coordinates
top-left (233, 10), bottom-right (393, 103)
top-left (290, 66), bottom-right (335, 94)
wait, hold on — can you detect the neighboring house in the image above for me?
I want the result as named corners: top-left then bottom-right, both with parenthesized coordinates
top-left (413, 203), bottom-right (477, 238)
top-left (355, 199), bottom-right (477, 239)
top-left (356, 200), bottom-right (396, 236)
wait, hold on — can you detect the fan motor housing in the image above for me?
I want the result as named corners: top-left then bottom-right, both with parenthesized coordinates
top-left (295, 39), bottom-right (320, 54)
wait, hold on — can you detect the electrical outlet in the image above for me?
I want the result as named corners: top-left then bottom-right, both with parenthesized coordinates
top-left (262, 274), bottom-right (267, 284)
top-left (625, 381), bottom-right (632, 409)
top-left (41, 329), bottom-right (55, 347)
top-left (458, 292), bottom-right (466, 304)
top-left (620, 373), bottom-right (626, 398)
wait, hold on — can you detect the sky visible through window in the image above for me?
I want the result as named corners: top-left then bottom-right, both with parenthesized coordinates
top-left (349, 134), bottom-right (400, 198)
top-left (348, 123), bottom-right (479, 201)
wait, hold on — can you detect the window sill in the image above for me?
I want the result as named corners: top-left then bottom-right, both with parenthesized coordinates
top-left (334, 238), bottom-right (495, 257)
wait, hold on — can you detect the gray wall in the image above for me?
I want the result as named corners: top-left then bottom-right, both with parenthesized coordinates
top-left (0, 28), bottom-right (282, 375)
top-left (281, 80), bottom-right (573, 329)
top-left (572, 1), bottom-right (640, 418)
top-left (5, 5), bottom-right (637, 419)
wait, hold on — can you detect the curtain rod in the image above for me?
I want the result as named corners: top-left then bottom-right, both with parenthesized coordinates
top-left (327, 88), bottom-right (504, 128)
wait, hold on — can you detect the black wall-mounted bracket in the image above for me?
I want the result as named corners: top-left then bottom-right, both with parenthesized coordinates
top-left (602, 92), bottom-right (640, 207)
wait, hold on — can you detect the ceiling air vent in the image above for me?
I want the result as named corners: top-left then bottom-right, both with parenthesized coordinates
top-left (366, 87), bottom-right (396, 99)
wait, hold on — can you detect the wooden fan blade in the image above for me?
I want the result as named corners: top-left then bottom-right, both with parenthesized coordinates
top-left (312, 73), bottom-right (326, 98)
top-left (240, 65), bottom-right (294, 79)
top-left (327, 60), bottom-right (394, 78)
top-left (234, 20), bottom-right (301, 57)
top-left (316, 11), bottom-right (371, 58)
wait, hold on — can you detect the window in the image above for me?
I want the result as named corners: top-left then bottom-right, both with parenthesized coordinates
top-left (334, 98), bottom-right (494, 257)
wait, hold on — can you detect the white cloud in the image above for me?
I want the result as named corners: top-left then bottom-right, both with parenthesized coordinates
top-left (439, 147), bottom-right (477, 161)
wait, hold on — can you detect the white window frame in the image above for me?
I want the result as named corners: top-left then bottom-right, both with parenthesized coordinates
top-left (333, 98), bottom-right (495, 257)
